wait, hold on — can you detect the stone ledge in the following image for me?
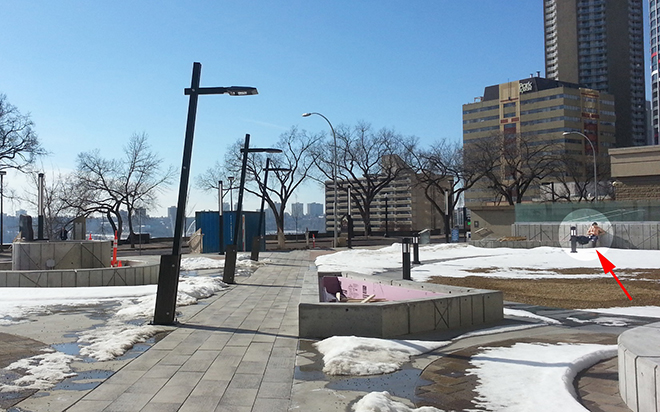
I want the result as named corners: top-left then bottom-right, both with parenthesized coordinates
top-left (618, 321), bottom-right (660, 412)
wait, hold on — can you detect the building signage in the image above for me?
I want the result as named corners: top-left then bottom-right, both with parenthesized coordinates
top-left (519, 81), bottom-right (534, 94)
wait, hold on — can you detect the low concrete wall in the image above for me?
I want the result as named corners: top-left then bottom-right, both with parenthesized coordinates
top-left (510, 222), bottom-right (660, 250)
top-left (0, 260), bottom-right (159, 287)
top-left (12, 240), bottom-right (112, 270)
top-left (299, 272), bottom-right (503, 339)
top-left (618, 322), bottom-right (660, 412)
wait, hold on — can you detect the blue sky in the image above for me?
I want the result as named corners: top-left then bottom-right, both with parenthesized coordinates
top-left (0, 1), bottom-right (649, 216)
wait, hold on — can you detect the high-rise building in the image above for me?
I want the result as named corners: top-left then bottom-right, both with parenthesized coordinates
top-left (544, 0), bottom-right (646, 147)
top-left (651, 0), bottom-right (660, 145)
top-left (306, 202), bottom-right (324, 217)
top-left (463, 76), bottom-right (615, 205)
top-left (291, 202), bottom-right (304, 218)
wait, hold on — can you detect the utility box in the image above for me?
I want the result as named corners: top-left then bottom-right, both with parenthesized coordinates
top-left (222, 211), bottom-right (264, 252)
top-left (195, 211), bottom-right (221, 253)
top-left (419, 229), bottom-right (431, 244)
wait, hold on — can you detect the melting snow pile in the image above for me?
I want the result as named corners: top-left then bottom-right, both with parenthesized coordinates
top-left (467, 342), bottom-right (616, 411)
top-left (314, 336), bottom-right (450, 376)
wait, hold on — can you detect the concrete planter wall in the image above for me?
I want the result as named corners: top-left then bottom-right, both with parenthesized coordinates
top-left (618, 322), bottom-right (660, 412)
top-left (12, 240), bottom-right (113, 270)
top-left (299, 272), bottom-right (503, 339)
top-left (0, 260), bottom-right (159, 288)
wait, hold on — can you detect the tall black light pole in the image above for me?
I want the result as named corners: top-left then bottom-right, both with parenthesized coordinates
top-left (0, 171), bottom-right (5, 249)
top-left (218, 180), bottom-right (224, 254)
top-left (37, 172), bottom-right (45, 240)
top-left (302, 112), bottom-right (338, 248)
top-left (222, 135), bottom-right (281, 284)
top-left (251, 159), bottom-right (291, 261)
top-left (153, 62), bottom-right (258, 326)
top-left (228, 176), bottom-right (235, 211)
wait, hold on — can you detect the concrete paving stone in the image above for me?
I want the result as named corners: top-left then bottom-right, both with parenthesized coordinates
top-left (267, 355), bottom-right (295, 369)
top-left (139, 402), bottom-right (182, 412)
top-left (227, 373), bottom-right (263, 389)
top-left (103, 369), bottom-right (145, 386)
top-left (125, 377), bottom-right (169, 395)
top-left (258, 381), bottom-right (292, 399)
top-left (190, 379), bottom-right (230, 397)
top-left (82, 383), bottom-right (133, 401)
top-left (178, 395), bottom-right (223, 412)
top-left (141, 364), bottom-right (181, 380)
top-left (214, 404), bottom-right (252, 412)
top-left (155, 331), bottom-right (194, 350)
top-left (226, 334), bottom-right (256, 347)
top-left (199, 334), bottom-right (232, 350)
top-left (263, 366), bottom-right (294, 383)
top-left (218, 387), bottom-right (258, 407)
top-left (243, 342), bottom-right (273, 360)
top-left (252, 397), bottom-right (291, 412)
top-left (235, 360), bottom-right (268, 375)
top-left (104, 391), bottom-right (154, 412)
top-left (151, 371), bottom-right (204, 403)
top-left (223, 344), bottom-right (249, 359)
top-left (251, 332), bottom-right (277, 343)
top-left (179, 349), bottom-right (220, 372)
top-left (159, 353), bottom-right (191, 366)
top-left (121, 349), bottom-right (169, 371)
top-left (65, 399), bottom-right (113, 412)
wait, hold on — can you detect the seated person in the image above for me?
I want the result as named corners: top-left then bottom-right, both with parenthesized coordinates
top-left (587, 222), bottom-right (605, 245)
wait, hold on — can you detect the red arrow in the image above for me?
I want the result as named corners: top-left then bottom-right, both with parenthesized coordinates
top-left (596, 251), bottom-right (632, 300)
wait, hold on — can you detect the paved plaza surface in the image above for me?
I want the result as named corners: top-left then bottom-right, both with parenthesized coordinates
top-left (1, 249), bottom-right (649, 411)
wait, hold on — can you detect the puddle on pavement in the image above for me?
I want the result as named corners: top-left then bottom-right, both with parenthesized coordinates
top-left (295, 340), bottom-right (431, 402)
top-left (51, 369), bottom-right (114, 391)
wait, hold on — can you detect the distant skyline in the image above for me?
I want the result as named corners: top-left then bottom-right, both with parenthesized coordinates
top-left (0, 1), bottom-right (651, 217)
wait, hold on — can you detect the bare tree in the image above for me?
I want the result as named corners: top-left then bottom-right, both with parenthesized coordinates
top-left (312, 122), bottom-right (411, 236)
top-left (0, 94), bottom-right (47, 171)
top-left (466, 132), bottom-right (559, 205)
top-left (543, 152), bottom-right (611, 202)
top-left (199, 127), bottom-right (322, 248)
top-left (63, 133), bottom-right (174, 242)
top-left (407, 139), bottom-right (485, 234)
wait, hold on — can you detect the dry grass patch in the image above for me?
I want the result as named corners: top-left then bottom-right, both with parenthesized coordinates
top-left (427, 275), bottom-right (660, 309)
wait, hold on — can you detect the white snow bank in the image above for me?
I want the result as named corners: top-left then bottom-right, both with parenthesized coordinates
top-left (1, 350), bottom-right (78, 392)
top-left (314, 336), bottom-right (450, 376)
top-left (589, 306), bottom-right (660, 319)
top-left (180, 256), bottom-right (224, 270)
top-left (352, 391), bottom-right (445, 412)
top-left (315, 244), bottom-right (660, 282)
top-left (566, 316), bottom-right (632, 327)
top-left (504, 308), bottom-right (561, 325)
top-left (467, 342), bottom-right (616, 411)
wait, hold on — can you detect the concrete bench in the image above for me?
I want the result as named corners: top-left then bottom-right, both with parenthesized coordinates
top-left (618, 321), bottom-right (660, 412)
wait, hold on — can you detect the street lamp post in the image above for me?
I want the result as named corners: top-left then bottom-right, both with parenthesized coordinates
top-left (251, 162), bottom-right (291, 261)
top-left (222, 134), bottom-right (281, 284)
top-left (153, 62), bottom-right (258, 326)
top-left (228, 176), bottom-right (235, 211)
top-left (563, 131), bottom-right (598, 202)
top-left (0, 171), bottom-right (5, 249)
top-left (302, 112), bottom-right (338, 248)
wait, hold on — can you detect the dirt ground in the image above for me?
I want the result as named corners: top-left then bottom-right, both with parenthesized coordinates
top-left (427, 268), bottom-right (660, 309)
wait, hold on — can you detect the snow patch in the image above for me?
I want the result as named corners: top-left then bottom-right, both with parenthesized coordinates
top-left (352, 391), bottom-right (446, 412)
top-left (467, 342), bottom-right (616, 411)
top-left (1, 350), bottom-right (78, 392)
top-left (504, 308), bottom-right (561, 325)
top-left (314, 336), bottom-right (450, 376)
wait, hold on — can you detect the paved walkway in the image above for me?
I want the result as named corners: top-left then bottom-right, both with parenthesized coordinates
top-left (67, 250), bottom-right (307, 412)
top-left (3, 249), bottom-right (644, 411)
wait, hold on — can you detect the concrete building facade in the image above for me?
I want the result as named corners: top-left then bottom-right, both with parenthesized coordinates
top-left (544, 0), bottom-right (646, 147)
top-left (610, 145), bottom-right (660, 200)
top-left (463, 76), bottom-right (615, 205)
top-left (324, 172), bottom-right (446, 235)
top-left (651, 0), bottom-right (660, 145)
